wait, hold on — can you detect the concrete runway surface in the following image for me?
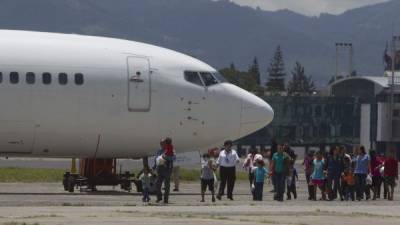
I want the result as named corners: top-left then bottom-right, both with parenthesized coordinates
top-left (0, 181), bottom-right (399, 225)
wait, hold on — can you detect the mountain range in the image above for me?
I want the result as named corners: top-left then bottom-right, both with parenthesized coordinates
top-left (0, 0), bottom-right (398, 85)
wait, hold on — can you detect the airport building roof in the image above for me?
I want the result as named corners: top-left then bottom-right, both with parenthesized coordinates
top-left (330, 76), bottom-right (389, 89)
top-left (328, 75), bottom-right (400, 101)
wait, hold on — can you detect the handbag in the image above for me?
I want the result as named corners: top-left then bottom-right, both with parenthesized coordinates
top-left (366, 174), bottom-right (373, 185)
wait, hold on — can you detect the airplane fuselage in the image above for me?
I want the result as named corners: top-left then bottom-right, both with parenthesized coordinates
top-left (0, 30), bottom-right (274, 158)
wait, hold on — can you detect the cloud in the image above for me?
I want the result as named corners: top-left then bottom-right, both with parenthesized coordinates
top-left (228, 0), bottom-right (390, 16)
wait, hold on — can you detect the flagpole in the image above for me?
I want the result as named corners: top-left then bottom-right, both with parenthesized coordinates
top-left (390, 36), bottom-right (397, 150)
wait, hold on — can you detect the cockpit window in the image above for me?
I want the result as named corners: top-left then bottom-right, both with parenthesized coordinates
top-left (200, 72), bottom-right (218, 86)
top-left (212, 72), bottom-right (227, 83)
top-left (184, 71), bottom-right (204, 87)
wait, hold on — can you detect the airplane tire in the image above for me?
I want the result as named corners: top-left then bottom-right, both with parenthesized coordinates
top-left (67, 177), bottom-right (75, 193)
top-left (63, 179), bottom-right (68, 191)
top-left (63, 172), bottom-right (70, 191)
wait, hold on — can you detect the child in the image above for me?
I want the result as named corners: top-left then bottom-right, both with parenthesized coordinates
top-left (384, 150), bottom-right (398, 201)
top-left (311, 151), bottom-right (326, 201)
top-left (164, 137), bottom-right (175, 169)
top-left (164, 137), bottom-right (174, 156)
top-left (252, 159), bottom-right (268, 201)
top-left (201, 154), bottom-right (217, 202)
top-left (139, 167), bottom-right (152, 203)
top-left (286, 166), bottom-right (298, 200)
top-left (342, 168), bottom-right (355, 201)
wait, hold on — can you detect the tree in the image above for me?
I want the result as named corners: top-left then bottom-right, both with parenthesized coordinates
top-left (219, 66), bottom-right (240, 85)
top-left (229, 62), bottom-right (236, 70)
top-left (248, 57), bottom-right (261, 85)
top-left (266, 46), bottom-right (286, 92)
top-left (287, 62), bottom-right (316, 96)
top-left (219, 63), bottom-right (259, 92)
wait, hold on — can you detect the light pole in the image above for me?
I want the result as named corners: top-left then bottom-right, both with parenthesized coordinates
top-left (335, 42), bottom-right (354, 78)
top-left (389, 36), bottom-right (400, 148)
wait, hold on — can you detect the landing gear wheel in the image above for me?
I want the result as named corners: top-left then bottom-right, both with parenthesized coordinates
top-left (67, 176), bottom-right (75, 193)
top-left (63, 172), bottom-right (70, 191)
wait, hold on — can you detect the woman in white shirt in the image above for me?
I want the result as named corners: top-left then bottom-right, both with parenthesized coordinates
top-left (216, 140), bottom-right (240, 201)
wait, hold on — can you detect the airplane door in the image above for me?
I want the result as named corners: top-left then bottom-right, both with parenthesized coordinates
top-left (127, 57), bottom-right (151, 112)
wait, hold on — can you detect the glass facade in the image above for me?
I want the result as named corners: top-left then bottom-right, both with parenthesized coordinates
top-left (237, 96), bottom-right (361, 146)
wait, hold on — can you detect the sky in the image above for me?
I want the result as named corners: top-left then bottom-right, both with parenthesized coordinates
top-left (227, 0), bottom-right (390, 16)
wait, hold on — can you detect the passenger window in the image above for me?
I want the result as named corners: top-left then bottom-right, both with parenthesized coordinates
top-left (42, 72), bottom-right (52, 85)
top-left (200, 72), bottom-right (218, 86)
top-left (75, 73), bottom-right (84, 85)
top-left (184, 71), bottom-right (203, 87)
top-left (59, 73), bottom-right (68, 85)
top-left (0, 72), bottom-right (2, 83)
top-left (10, 72), bottom-right (19, 84)
top-left (26, 72), bottom-right (35, 84)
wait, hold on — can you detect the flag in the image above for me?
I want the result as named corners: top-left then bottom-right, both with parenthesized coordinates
top-left (384, 41), bottom-right (392, 70)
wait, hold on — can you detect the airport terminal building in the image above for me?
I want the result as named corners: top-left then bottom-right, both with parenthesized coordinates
top-left (330, 73), bottom-right (400, 154)
top-left (237, 72), bottom-right (400, 157)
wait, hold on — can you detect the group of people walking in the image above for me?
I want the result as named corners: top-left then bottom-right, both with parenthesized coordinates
top-left (142, 139), bottom-right (241, 204)
top-left (140, 138), bottom-right (398, 204)
top-left (202, 141), bottom-right (299, 202)
top-left (304, 146), bottom-right (399, 201)
top-left (202, 142), bottom-right (398, 203)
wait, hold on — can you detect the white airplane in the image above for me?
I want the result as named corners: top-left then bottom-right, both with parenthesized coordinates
top-left (0, 30), bottom-right (274, 159)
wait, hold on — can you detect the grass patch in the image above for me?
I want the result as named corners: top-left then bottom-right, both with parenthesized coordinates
top-left (179, 169), bottom-right (201, 181)
top-left (0, 167), bottom-right (64, 183)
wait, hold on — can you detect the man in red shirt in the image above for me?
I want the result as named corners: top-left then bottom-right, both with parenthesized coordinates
top-left (384, 149), bottom-right (399, 201)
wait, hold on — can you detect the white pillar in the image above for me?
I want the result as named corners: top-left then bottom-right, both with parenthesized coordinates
top-left (360, 104), bottom-right (371, 149)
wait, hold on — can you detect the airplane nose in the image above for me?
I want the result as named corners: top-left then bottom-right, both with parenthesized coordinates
top-left (240, 95), bottom-right (274, 136)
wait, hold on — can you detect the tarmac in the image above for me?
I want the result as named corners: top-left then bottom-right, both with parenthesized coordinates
top-left (0, 180), bottom-right (399, 225)
top-left (1, 157), bottom-right (399, 224)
